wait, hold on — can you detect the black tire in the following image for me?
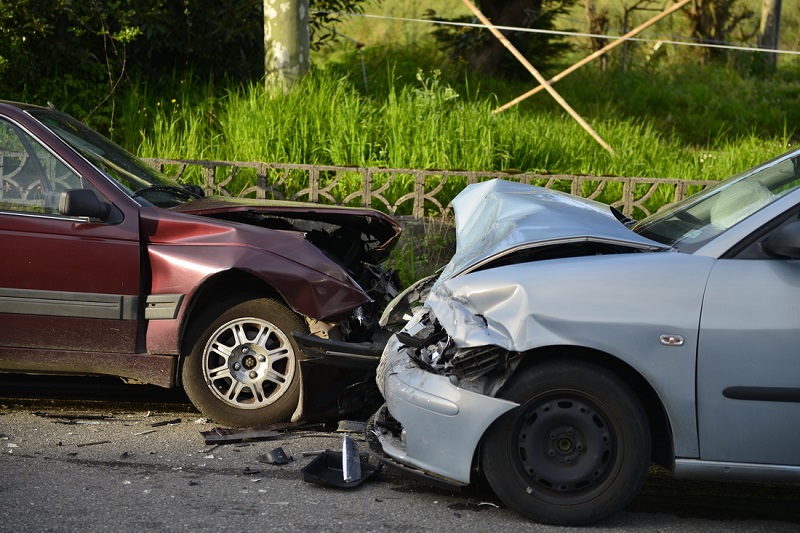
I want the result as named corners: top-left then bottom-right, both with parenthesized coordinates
top-left (480, 360), bottom-right (650, 526)
top-left (182, 298), bottom-right (306, 428)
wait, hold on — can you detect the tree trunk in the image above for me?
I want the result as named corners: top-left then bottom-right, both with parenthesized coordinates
top-left (584, 0), bottom-right (609, 70)
top-left (758, 0), bottom-right (782, 73)
top-left (264, 0), bottom-right (310, 90)
top-left (469, 0), bottom-right (544, 76)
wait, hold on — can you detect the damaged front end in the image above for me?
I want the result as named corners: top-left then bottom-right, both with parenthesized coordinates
top-left (394, 308), bottom-right (521, 396)
top-left (367, 305), bottom-right (520, 485)
top-left (179, 198), bottom-right (407, 421)
top-left (292, 271), bottom-right (440, 421)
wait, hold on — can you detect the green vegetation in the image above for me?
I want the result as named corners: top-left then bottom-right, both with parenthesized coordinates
top-left (121, 56), bottom-right (797, 183)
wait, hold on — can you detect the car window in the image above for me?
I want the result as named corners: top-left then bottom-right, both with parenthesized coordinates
top-left (634, 153), bottom-right (800, 252)
top-left (0, 119), bottom-right (96, 216)
top-left (28, 109), bottom-right (197, 208)
top-left (730, 209), bottom-right (800, 260)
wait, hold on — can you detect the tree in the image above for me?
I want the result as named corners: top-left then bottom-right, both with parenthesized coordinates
top-left (428, 0), bottom-right (579, 78)
top-left (584, 0), bottom-right (609, 70)
top-left (264, 0), bottom-right (311, 89)
top-left (262, 0), bottom-right (368, 89)
top-left (757, 0), bottom-right (782, 73)
top-left (681, 0), bottom-right (756, 62)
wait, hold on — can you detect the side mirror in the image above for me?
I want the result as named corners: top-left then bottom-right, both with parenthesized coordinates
top-left (58, 189), bottom-right (112, 220)
top-left (761, 220), bottom-right (800, 259)
top-left (182, 184), bottom-right (205, 198)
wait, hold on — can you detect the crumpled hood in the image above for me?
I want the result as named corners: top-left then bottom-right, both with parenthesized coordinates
top-left (171, 195), bottom-right (402, 263)
top-left (436, 179), bottom-right (668, 283)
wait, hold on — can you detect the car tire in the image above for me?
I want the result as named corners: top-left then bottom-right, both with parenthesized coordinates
top-left (480, 360), bottom-right (650, 526)
top-left (182, 298), bottom-right (307, 428)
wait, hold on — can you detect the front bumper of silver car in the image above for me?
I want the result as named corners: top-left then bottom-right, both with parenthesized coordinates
top-left (367, 334), bottom-right (518, 485)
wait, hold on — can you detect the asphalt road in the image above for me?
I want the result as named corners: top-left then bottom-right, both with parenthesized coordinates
top-left (1, 375), bottom-right (799, 532)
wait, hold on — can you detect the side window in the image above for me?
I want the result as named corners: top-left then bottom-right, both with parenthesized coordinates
top-left (732, 210), bottom-right (800, 260)
top-left (0, 119), bottom-right (92, 216)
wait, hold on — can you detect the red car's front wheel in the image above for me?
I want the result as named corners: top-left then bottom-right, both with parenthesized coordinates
top-left (182, 298), bottom-right (306, 427)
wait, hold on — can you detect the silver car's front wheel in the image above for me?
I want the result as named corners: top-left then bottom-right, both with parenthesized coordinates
top-left (480, 360), bottom-right (651, 526)
top-left (183, 298), bottom-right (305, 427)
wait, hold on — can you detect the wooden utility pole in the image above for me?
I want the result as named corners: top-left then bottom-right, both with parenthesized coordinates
top-left (758, 0), bottom-right (782, 73)
top-left (264, 0), bottom-right (310, 89)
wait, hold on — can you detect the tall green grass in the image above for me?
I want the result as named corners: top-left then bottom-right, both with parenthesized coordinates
top-left (121, 64), bottom-right (794, 186)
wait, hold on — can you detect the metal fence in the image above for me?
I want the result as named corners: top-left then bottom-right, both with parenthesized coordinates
top-left (145, 158), bottom-right (719, 219)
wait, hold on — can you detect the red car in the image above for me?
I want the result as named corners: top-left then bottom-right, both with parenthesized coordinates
top-left (0, 100), bottom-right (402, 426)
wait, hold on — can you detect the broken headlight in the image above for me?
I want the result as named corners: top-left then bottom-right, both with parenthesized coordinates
top-left (397, 313), bottom-right (513, 381)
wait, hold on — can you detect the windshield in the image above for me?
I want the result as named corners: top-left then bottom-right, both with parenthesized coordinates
top-left (28, 109), bottom-right (196, 207)
top-left (633, 151), bottom-right (800, 252)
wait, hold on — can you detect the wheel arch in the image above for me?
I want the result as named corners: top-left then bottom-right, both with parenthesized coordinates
top-left (478, 345), bottom-right (674, 475)
top-left (177, 269), bottom-right (287, 381)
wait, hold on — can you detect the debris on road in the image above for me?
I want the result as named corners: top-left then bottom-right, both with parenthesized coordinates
top-left (199, 421), bottom-right (325, 445)
top-left (150, 418), bottom-right (181, 427)
top-left (302, 436), bottom-right (378, 488)
top-left (200, 427), bottom-right (281, 445)
top-left (257, 447), bottom-right (292, 465)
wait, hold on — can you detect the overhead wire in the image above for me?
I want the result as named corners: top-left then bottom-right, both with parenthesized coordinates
top-left (313, 11), bottom-right (800, 57)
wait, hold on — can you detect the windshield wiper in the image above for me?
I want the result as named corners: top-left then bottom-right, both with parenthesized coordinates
top-left (132, 185), bottom-right (203, 200)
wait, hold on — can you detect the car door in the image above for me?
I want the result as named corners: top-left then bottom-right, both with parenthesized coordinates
top-left (696, 212), bottom-right (800, 466)
top-left (0, 117), bottom-right (142, 354)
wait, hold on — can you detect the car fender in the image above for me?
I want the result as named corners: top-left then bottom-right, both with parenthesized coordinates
top-left (139, 209), bottom-right (371, 355)
top-left (428, 251), bottom-right (717, 459)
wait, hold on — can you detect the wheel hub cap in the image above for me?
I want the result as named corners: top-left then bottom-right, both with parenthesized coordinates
top-left (202, 318), bottom-right (296, 410)
top-left (517, 399), bottom-right (613, 493)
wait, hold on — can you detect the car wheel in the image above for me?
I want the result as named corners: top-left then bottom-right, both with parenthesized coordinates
top-left (182, 298), bottom-right (306, 427)
top-left (480, 360), bottom-right (650, 526)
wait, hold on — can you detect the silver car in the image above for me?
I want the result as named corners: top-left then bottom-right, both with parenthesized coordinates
top-left (368, 149), bottom-right (800, 525)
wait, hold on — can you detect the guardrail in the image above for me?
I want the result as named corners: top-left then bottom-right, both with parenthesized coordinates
top-left (144, 158), bottom-right (719, 219)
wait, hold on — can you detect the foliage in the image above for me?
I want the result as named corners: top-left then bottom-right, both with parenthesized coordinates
top-left (309, 0), bottom-right (371, 50)
top-left (388, 217), bottom-right (456, 286)
top-left (426, 0), bottom-right (578, 78)
top-left (123, 62), bottom-right (794, 182)
top-left (0, 0), bottom-right (370, 126)
top-left (680, 0), bottom-right (757, 63)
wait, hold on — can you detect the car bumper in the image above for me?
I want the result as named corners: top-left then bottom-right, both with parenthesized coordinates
top-left (369, 335), bottom-right (518, 484)
top-left (293, 332), bottom-right (385, 421)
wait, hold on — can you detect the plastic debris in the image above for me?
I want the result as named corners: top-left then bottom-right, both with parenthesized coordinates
top-left (257, 447), bottom-right (291, 465)
top-left (301, 448), bottom-right (377, 488)
top-left (200, 427), bottom-right (280, 445)
top-left (342, 435), bottom-right (360, 482)
top-left (76, 440), bottom-right (111, 447)
top-left (336, 420), bottom-right (367, 433)
top-left (199, 420), bottom-right (319, 445)
top-left (150, 418), bottom-right (181, 427)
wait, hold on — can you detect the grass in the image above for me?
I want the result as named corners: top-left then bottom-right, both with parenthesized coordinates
top-left (121, 61), bottom-right (794, 182)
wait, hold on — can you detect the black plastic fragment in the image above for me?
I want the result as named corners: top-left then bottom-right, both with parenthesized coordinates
top-left (257, 447), bottom-right (291, 465)
top-left (302, 449), bottom-right (377, 488)
top-left (151, 418), bottom-right (181, 427)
